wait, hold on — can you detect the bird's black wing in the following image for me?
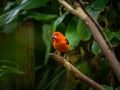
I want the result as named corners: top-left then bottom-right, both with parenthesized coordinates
top-left (65, 38), bottom-right (69, 45)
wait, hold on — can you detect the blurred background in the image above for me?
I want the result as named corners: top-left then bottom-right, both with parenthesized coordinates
top-left (0, 0), bottom-right (120, 90)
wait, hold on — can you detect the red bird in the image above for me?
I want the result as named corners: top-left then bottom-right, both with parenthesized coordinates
top-left (52, 32), bottom-right (70, 57)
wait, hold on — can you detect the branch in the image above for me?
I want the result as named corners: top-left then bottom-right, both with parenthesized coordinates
top-left (58, 0), bottom-right (120, 82)
top-left (49, 53), bottom-right (105, 90)
top-left (77, 0), bottom-right (114, 53)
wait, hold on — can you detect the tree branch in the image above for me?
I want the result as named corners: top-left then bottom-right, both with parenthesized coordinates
top-left (58, 0), bottom-right (120, 82)
top-left (49, 53), bottom-right (105, 90)
top-left (77, 0), bottom-right (114, 53)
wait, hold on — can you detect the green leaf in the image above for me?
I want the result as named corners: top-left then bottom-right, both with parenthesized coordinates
top-left (45, 69), bottom-right (66, 90)
top-left (76, 60), bottom-right (93, 78)
top-left (1, 22), bottom-right (17, 33)
top-left (42, 24), bottom-right (52, 65)
top-left (0, 3), bottom-right (22, 24)
top-left (0, 0), bottom-right (50, 24)
top-left (105, 30), bottom-right (120, 46)
top-left (105, 30), bottom-right (114, 41)
top-left (24, 12), bottom-right (57, 21)
top-left (65, 17), bottom-right (80, 50)
top-left (52, 12), bottom-right (68, 32)
top-left (88, 0), bottom-right (109, 19)
top-left (0, 8), bottom-right (20, 24)
top-left (91, 41), bottom-right (101, 55)
top-left (34, 65), bottom-right (45, 71)
top-left (0, 60), bottom-right (24, 77)
top-left (102, 85), bottom-right (113, 90)
top-left (0, 60), bottom-right (19, 67)
top-left (113, 31), bottom-right (120, 41)
top-left (77, 20), bottom-right (91, 41)
top-left (23, 0), bottom-right (49, 10)
top-left (90, 0), bottom-right (109, 10)
top-left (36, 70), bottom-right (49, 90)
top-left (115, 87), bottom-right (120, 90)
top-left (0, 65), bottom-right (24, 75)
top-left (111, 39), bottom-right (119, 47)
top-left (4, 1), bottom-right (15, 10)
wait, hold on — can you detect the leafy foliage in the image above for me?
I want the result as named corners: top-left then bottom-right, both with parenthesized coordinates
top-left (52, 12), bottom-right (68, 32)
top-left (77, 20), bottom-right (91, 41)
top-left (0, 60), bottom-right (24, 79)
top-left (65, 17), bottom-right (80, 50)
top-left (0, 0), bottom-right (120, 90)
top-left (42, 24), bottom-right (52, 65)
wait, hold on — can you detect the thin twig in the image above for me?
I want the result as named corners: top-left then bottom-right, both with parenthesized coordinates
top-left (49, 53), bottom-right (105, 90)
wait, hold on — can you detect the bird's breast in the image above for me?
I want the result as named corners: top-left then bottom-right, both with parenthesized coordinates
top-left (53, 40), bottom-right (70, 53)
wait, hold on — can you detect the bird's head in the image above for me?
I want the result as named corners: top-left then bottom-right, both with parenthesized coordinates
top-left (52, 32), bottom-right (62, 42)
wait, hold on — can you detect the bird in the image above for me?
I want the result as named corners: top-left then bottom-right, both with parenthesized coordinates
top-left (52, 31), bottom-right (70, 58)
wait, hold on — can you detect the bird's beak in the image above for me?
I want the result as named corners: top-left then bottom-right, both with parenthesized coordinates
top-left (52, 35), bottom-right (57, 39)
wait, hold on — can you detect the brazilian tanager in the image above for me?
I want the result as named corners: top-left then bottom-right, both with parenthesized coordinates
top-left (52, 32), bottom-right (70, 54)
